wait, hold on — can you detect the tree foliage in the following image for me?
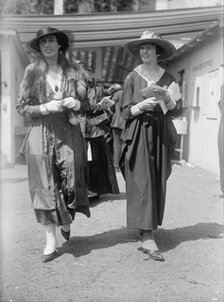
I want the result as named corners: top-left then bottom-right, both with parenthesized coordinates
top-left (94, 0), bottom-right (135, 12)
top-left (64, 0), bottom-right (78, 14)
top-left (64, 0), bottom-right (136, 14)
top-left (1, 0), bottom-right (135, 14)
top-left (1, 0), bottom-right (54, 14)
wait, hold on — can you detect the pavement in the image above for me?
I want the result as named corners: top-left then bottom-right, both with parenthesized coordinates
top-left (0, 162), bottom-right (223, 302)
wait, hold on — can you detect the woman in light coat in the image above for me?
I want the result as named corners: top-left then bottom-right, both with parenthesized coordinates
top-left (17, 27), bottom-right (90, 262)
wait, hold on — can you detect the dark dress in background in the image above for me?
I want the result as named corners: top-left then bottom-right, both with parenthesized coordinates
top-left (110, 89), bottom-right (126, 169)
top-left (85, 83), bottom-right (120, 196)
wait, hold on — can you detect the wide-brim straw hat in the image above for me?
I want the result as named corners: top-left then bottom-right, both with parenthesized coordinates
top-left (30, 27), bottom-right (69, 53)
top-left (125, 31), bottom-right (176, 62)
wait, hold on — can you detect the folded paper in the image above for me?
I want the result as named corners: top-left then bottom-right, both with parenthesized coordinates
top-left (141, 81), bottom-right (181, 114)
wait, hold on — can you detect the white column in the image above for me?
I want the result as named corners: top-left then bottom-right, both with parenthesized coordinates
top-left (54, 0), bottom-right (64, 15)
top-left (155, 0), bottom-right (169, 10)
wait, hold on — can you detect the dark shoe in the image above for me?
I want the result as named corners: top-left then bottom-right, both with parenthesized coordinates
top-left (137, 230), bottom-right (143, 241)
top-left (140, 247), bottom-right (165, 261)
top-left (42, 250), bottom-right (58, 263)
top-left (61, 228), bottom-right (70, 241)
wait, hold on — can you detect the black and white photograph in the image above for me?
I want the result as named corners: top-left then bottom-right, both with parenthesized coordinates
top-left (0, 0), bottom-right (223, 301)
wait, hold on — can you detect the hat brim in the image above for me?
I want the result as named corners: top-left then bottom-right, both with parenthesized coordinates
top-left (126, 38), bottom-right (176, 62)
top-left (30, 31), bottom-right (69, 53)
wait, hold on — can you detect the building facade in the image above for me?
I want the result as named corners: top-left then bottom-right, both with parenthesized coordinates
top-left (0, 29), bottom-right (28, 167)
top-left (168, 29), bottom-right (223, 174)
top-left (0, 6), bottom-right (223, 177)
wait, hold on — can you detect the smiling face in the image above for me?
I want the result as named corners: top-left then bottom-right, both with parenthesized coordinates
top-left (39, 35), bottom-right (60, 59)
top-left (139, 43), bottom-right (158, 64)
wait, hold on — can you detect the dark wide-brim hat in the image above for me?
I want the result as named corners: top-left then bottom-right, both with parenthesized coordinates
top-left (30, 27), bottom-right (69, 53)
top-left (125, 31), bottom-right (176, 62)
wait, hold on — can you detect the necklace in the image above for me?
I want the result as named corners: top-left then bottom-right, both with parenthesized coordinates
top-left (46, 66), bottom-right (63, 93)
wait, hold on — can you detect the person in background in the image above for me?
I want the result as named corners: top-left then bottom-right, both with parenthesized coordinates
top-left (120, 31), bottom-right (182, 261)
top-left (17, 27), bottom-right (90, 262)
top-left (109, 83), bottom-right (125, 171)
top-left (218, 82), bottom-right (224, 198)
top-left (79, 61), bottom-right (120, 199)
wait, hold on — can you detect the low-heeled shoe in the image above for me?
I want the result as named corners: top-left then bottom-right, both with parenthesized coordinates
top-left (42, 250), bottom-right (58, 263)
top-left (88, 190), bottom-right (100, 200)
top-left (141, 248), bottom-right (165, 261)
top-left (61, 228), bottom-right (70, 241)
top-left (137, 230), bottom-right (143, 241)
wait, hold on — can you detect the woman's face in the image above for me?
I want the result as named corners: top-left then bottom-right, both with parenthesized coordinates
top-left (139, 43), bottom-right (158, 63)
top-left (39, 35), bottom-right (60, 59)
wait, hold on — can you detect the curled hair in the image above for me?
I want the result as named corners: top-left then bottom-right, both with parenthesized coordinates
top-left (140, 42), bottom-right (163, 56)
top-left (155, 45), bottom-right (163, 56)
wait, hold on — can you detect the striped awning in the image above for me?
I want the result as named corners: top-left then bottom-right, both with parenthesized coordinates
top-left (1, 6), bottom-right (223, 82)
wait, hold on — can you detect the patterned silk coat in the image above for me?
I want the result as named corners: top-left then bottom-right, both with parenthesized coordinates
top-left (17, 57), bottom-right (90, 220)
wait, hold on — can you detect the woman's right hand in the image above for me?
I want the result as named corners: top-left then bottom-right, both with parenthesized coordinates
top-left (138, 97), bottom-right (159, 111)
top-left (45, 100), bottom-right (63, 112)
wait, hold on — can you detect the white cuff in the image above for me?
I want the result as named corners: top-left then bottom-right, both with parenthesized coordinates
top-left (131, 103), bottom-right (143, 116)
top-left (39, 104), bottom-right (49, 115)
top-left (166, 99), bottom-right (176, 110)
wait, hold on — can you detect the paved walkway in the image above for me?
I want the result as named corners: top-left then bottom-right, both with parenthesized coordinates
top-left (0, 163), bottom-right (223, 302)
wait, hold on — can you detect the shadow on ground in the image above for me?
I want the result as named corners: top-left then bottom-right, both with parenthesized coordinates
top-left (156, 222), bottom-right (224, 252)
top-left (60, 227), bottom-right (135, 258)
top-left (89, 192), bottom-right (126, 207)
top-left (59, 222), bottom-right (223, 259)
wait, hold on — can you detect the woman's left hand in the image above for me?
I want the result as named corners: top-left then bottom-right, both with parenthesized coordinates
top-left (61, 97), bottom-right (81, 111)
top-left (163, 93), bottom-right (172, 104)
top-left (92, 103), bottom-right (102, 113)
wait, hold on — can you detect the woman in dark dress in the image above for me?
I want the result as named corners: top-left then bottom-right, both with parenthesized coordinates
top-left (110, 84), bottom-right (126, 171)
top-left (120, 31), bottom-right (182, 261)
top-left (17, 27), bottom-right (90, 262)
top-left (85, 76), bottom-right (120, 198)
top-left (76, 60), bottom-right (119, 198)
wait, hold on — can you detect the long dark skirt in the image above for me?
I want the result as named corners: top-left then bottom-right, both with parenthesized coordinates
top-left (120, 112), bottom-right (177, 230)
top-left (87, 136), bottom-right (119, 195)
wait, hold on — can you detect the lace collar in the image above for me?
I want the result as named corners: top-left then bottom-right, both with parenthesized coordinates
top-left (134, 64), bottom-right (165, 86)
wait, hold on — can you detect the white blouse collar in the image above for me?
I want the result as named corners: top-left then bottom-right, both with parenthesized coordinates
top-left (134, 64), bottom-right (165, 86)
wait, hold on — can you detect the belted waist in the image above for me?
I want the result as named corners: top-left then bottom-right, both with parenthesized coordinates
top-left (140, 110), bottom-right (164, 123)
top-left (86, 110), bottom-right (105, 119)
top-left (44, 112), bottom-right (69, 120)
top-left (50, 112), bottom-right (69, 119)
